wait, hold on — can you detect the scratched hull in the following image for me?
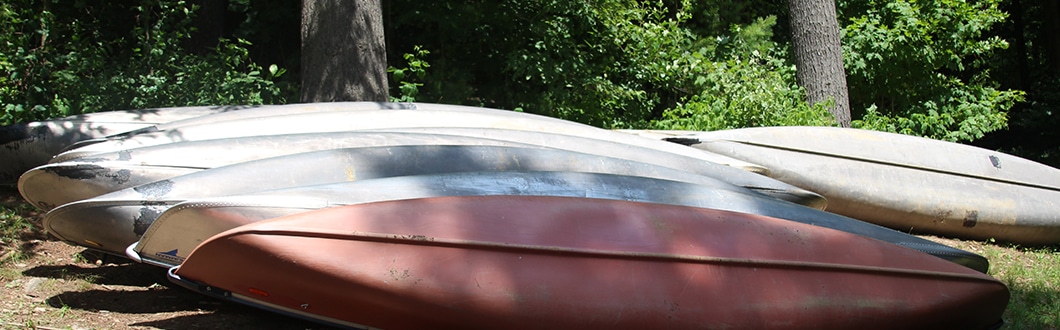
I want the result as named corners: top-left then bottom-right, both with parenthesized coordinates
top-left (22, 127), bottom-right (823, 210)
top-left (169, 195), bottom-right (1008, 329)
top-left (43, 145), bottom-right (764, 256)
top-left (18, 131), bottom-right (530, 210)
top-left (0, 106), bottom-right (252, 185)
top-left (130, 171), bottom-right (989, 273)
top-left (633, 127), bottom-right (1060, 245)
top-left (52, 103), bottom-right (766, 175)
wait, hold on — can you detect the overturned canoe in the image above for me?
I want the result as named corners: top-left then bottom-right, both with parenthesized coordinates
top-left (169, 195), bottom-right (1008, 329)
top-left (59, 102), bottom-right (444, 151)
top-left (51, 103), bottom-right (766, 175)
top-left (131, 171), bottom-right (989, 272)
top-left (0, 105), bottom-right (252, 185)
top-left (22, 127), bottom-right (823, 210)
top-left (640, 126), bottom-right (1060, 245)
top-left (44, 145), bottom-right (761, 256)
top-left (19, 131), bottom-right (530, 210)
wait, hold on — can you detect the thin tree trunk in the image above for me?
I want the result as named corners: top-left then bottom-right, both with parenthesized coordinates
top-left (301, 0), bottom-right (389, 102)
top-left (789, 0), bottom-right (851, 127)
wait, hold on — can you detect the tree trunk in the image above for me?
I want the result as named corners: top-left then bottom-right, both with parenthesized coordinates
top-left (788, 0), bottom-right (851, 127)
top-left (301, 0), bottom-right (389, 102)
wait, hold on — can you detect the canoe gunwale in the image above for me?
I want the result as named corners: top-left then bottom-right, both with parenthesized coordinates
top-left (166, 267), bottom-right (376, 330)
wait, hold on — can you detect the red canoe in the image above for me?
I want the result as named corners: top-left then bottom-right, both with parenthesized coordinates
top-left (170, 196), bottom-right (1008, 329)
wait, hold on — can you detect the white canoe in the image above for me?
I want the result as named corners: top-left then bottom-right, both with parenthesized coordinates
top-left (58, 102), bottom-right (444, 151)
top-left (631, 126), bottom-right (1060, 245)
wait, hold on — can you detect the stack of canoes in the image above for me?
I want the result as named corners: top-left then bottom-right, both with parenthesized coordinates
top-left (4, 102), bottom-right (1030, 329)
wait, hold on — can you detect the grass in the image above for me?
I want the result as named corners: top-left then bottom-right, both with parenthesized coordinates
top-left (989, 245), bottom-right (1060, 329)
top-left (0, 193), bottom-right (1057, 328)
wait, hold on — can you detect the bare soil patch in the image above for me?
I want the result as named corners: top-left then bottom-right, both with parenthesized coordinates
top-left (0, 188), bottom-right (330, 329)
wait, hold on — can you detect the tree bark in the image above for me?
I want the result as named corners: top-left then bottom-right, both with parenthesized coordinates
top-left (788, 0), bottom-right (851, 127)
top-left (301, 0), bottom-right (389, 102)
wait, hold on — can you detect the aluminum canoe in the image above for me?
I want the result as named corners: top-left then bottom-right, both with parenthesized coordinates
top-left (51, 103), bottom-right (766, 174)
top-left (23, 128), bottom-right (823, 210)
top-left (18, 131), bottom-right (530, 210)
top-left (631, 126), bottom-right (1060, 245)
top-left (130, 171), bottom-right (989, 272)
top-left (43, 145), bottom-right (764, 256)
top-left (168, 195), bottom-right (1008, 329)
top-left (0, 105), bottom-right (252, 185)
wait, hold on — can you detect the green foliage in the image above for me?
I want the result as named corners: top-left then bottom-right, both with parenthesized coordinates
top-left (649, 17), bottom-right (837, 131)
top-left (0, 0), bottom-right (294, 126)
top-left (840, 0), bottom-right (1023, 141)
top-left (387, 45), bottom-right (431, 102)
top-left (389, 0), bottom-right (830, 129)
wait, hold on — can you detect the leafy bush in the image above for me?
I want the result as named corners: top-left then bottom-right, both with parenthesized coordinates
top-left (648, 17), bottom-right (836, 131)
top-left (386, 0), bottom-right (833, 129)
top-left (840, 0), bottom-right (1023, 141)
top-left (0, 0), bottom-right (293, 126)
top-left (388, 45), bottom-right (431, 102)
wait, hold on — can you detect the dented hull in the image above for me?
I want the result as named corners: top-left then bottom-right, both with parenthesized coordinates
top-left (170, 196), bottom-right (1009, 329)
top-left (131, 171), bottom-right (989, 272)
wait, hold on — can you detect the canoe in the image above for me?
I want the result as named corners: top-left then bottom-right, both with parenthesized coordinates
top-left (130, 171), bottom-right (989, 272)
top-left (43, 145), bottom-right (764, 256)
top-left (635, 126), bottom-right (1060, 245)
top-left (51, 103), bottom-right (766, 175)
top-left (0, 105), bottom-right (251, 185)
top-left (168, 195), bottom-right (1008, 329)
top-left (59, 102), bottom-right (433, 151)
top-left (18, 131), bottom-right (530, 210)
top-left (22, 128), bottom-right (823, 210)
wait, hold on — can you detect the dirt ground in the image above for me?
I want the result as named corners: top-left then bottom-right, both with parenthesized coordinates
top-left (0, 189), bottom-right (332, 330)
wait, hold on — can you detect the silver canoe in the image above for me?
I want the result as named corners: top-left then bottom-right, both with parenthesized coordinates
top-left (43, 145), bottom-right (767, 256)
top-left (128, 171), bottom-right (989, 272)
top-left (51, 103), bottom-right (766, 174)
top-left (630, 126), bottom-right (1060, 245)
top-left (19, 131), bottom-right (529, 210)
top-left (0, 105), bottom-right (256, 184)
top-left (22, 128), bottom-right (824, 210)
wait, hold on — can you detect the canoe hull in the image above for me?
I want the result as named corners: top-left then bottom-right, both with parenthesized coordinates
top-left (54, 103), bottom-right (764, 174)
top-left (171, 196), bottom-right (1008, 329)
top-left (637, 127), bottom-right (1060, 245)
top-left (19, 131), bottom-right (530, 209)
top-left (44, 145), bottom-right (759, 256)
top-left (134, 171), bottom-right (988, 272)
